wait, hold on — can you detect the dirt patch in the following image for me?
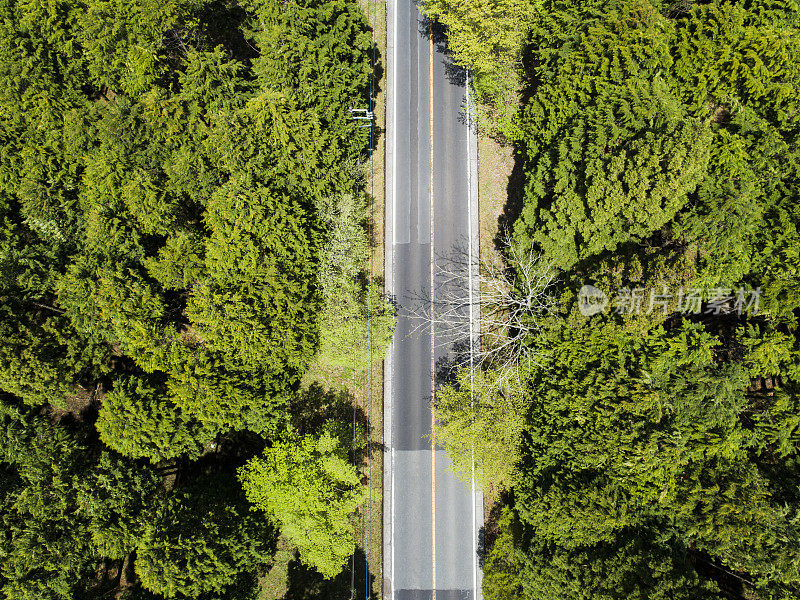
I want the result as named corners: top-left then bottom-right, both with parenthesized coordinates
top-left (49, 384), bottom-right (99, 422)
top-left (478, 136), bottom-right (524, 263)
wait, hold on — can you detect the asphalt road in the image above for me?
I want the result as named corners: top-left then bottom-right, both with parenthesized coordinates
top-left (384, 1), bottom-right (482, 598)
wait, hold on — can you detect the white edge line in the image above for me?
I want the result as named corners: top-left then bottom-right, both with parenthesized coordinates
top-left (390, 1), bottom-right (397, 598)
top-left (391, 0), bottom-right (397, 250)
top-left (465, 70), bottom-right (479, 600)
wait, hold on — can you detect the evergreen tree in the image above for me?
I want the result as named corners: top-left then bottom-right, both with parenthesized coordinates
top-left (76, 452), bottom-right (161, 560)
top-left (514, 318), bottom-right (800, 593)
top-left (95, 376), bottom-right (209, 463)
top-left (520, 528), bottom-right (719, 600)
top-left (0, 421), bottom-right (96, 599)
top-left (135, 476), bottom-right (273, 598)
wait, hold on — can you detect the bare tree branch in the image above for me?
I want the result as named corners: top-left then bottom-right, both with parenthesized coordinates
top-left (402, 232), bottom-right (557, 390)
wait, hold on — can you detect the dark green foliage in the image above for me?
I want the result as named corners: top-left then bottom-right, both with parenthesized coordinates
top-left (482, 313), bottom-right (799, 597)
top-left (187, 182), bottom-right (318, 374)
top-left (519, 320), bottom-right (800, 556)
top-left (0, 393), bottom-right (274, 599)
top-left (514, 0), bottom-right (711, 268)
top-left (519, 77), bottom-right (711, 268)
top-left (243, 0), bottom-right (373, 186)
top-left (477, 2), bottom-right (800, 589)
top-left (136, 476), bottom-right (274, 598)
top-left (0, 0), bottom-right (377, 595)
top-left (76, 452), bottom-right (161, 560)
top-left (0, 397), bottom-right (159, 599)
top-left (520, 529), bottom-right (718, 600)
top-left (0, 406), bottom-right (97, 599)
top-left (514, 0), bottom-right (800, 293)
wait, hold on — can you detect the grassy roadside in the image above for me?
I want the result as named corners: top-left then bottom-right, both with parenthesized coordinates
top-left (363, 0), bottom-right (387, 598)
top-left (476, 134), bottom-right (519, 510)
top-left (478, 136), bottom-right (514, 262)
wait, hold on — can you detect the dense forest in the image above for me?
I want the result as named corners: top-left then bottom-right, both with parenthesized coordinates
top-left (0, 0), bottom-right (389, 598)
top-left (424, 0), bottom-right (800, 598)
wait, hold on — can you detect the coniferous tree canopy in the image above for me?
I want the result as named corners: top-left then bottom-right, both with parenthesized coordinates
top-left (0, 0), bottom-right (383, 596)
top-left (425, 0), bottom-right (800, 597)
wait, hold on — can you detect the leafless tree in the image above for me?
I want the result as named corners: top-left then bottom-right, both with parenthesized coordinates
top-left (404, 233), bottom-right (558, 389)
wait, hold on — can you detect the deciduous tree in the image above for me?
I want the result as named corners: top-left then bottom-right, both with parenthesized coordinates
top-left (239, 422), bottom-right (365, 578)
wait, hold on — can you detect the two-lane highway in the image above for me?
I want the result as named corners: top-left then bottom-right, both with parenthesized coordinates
top-left (384, 1), bottom-right (482, 598)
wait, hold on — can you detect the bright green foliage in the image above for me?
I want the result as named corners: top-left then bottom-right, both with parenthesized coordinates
top-left (435, 368), bottom-right (527, 491)
top-left (316, 194), bottom-right (394, 370)
top-left (135, 477), bottom-right (273, 598)
top-left (422, 0), bottom-right (536, 85)
top-left (421, 0), bottom-right (539, 134)
top-left (239, 422), bottom-right (365, 578)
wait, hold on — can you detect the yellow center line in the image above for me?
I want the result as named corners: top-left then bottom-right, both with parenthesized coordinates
top-left (429, 29), bottom-right (436, 600)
